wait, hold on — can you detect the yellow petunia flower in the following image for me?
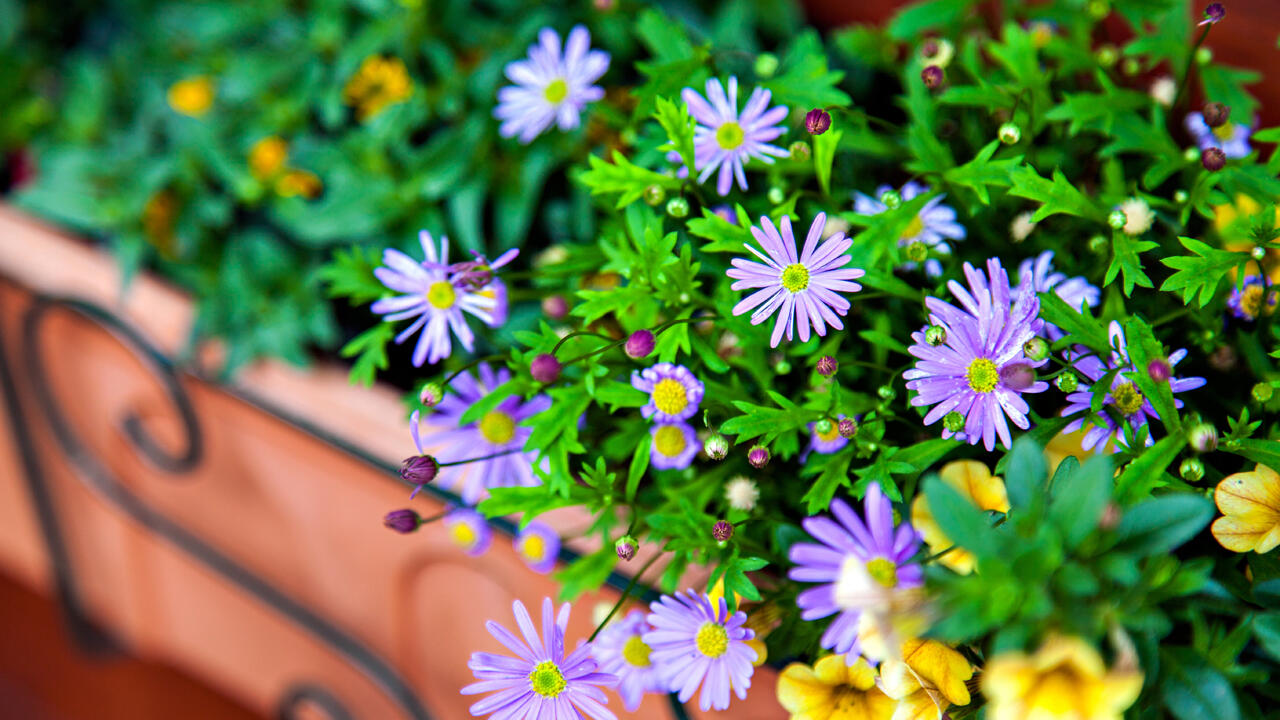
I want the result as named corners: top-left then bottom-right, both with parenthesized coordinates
top-left (878, 638), bottom-right (973, 720)
top-left (249, 136), bottom-right (289, 179)
top-left (910, 460), bottom-right (1009, 574)
top-left (168, 76), bottom-right (215, 117)
top-left (343, 55), bottom-right (413, 121)
top-left (777, 655), bottom-right (896, 720)
top-left (1211, 463), bottom-right (1280, 554)
top-left (275, 169), bottom-right (323, 199)
top-left (982, 635), bottom-right (1142, 720)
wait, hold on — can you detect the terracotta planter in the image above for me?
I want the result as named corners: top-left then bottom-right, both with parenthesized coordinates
top-left (0, 205), bottom-right (784, 719)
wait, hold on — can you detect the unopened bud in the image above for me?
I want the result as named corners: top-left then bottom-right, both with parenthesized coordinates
top-left (705, 433), bottom-right (729, 460)
top-left (1252, 246), bottom-right (1267, 261)
top-left (712, 520), bottom-right (734, 543)
top-left (1253, 382), bottom-right (1275, 403)
top-left (998, 122), bottom-right (1022, 145)
top-left (880, 190), bottom-right (902, 209)
top-left (1189, 423), bottom-right (1218, 453)
top-left (401, 454), bottom-right (439, 486)
top-left (788, 141), bottom-right (811, 162)
top-left (1174, 189), bottom-right (1189, 204)
top-left (1201, 147), bottom-right (1226, 172)
top-left (625, 329), bottom-right (655, 359)
top-left (419, 382), bottom-right (444, 407)
top-left (905, 241), bottom-right (929, 263)
top-left (838, 418), bottom-right (858, 439)
top-left (615, 535), bottom-right (637, 561)
top-left (1108, 209), bottom-right (1127, 230)
top-left (1088, 234), bottom-right (1109, 254)
top-left (1147, 358), bottom-right (1172, 382)
top-left (925, 325), bottom-right (946, 346)
top-left (805, 108), bottom-right (832, 135)
top-left (643, 184), bottom-right (666, 206)
top-left (1203, 102), bottom-right (1230, 128)
top-left (816, 355), bottom-right (838, 377)
top-left (943, 411), bottom-right (966, 433)
top-left (754, 52), bottom-right (779, 78)
top-left (815, 418), bottom-right (834, 435)
top-left (666, 196), bottom-right (689, 218)
top-left (1179, 457), bottom-right (1205, 482)
top-left (767, 186), bottom-right (785, 204)
top-left (1097, 44), bottom-right (1118, 67)
top-left (530, 353), bottom-right (561, 383)
top-left (541, 294), bottom-right (568, 320)
top-left (1023, 337), bottom-right (1049, 361)
top-left (383, 509), bottom-right (421, 534)
top-left (921, 65), bottom-right (944, 90)
top-left (877, 384), bottom-right (896, 401)
top-left (748, 445), bottom-right (770, 469)
top-left (1056, 373), bottom-right (1079, 392)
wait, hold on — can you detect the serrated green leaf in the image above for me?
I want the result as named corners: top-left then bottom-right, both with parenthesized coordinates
top-left (1008, 165), bottom-right (1105, 223)
top-left (1160, 236), bottom-right (1249, 306)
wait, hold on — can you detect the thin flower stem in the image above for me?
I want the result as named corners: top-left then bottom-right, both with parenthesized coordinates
top-left (553, 330), bottom-right (615, 355)
top-left (443, 354), bottom-right (505, 387)
top-left (438, 448), bottom-right (522, 467)
top-left (416, 510), bottom-right (449, 525)
top-left (588, 552), bottom-right (662, 642)
top-left (1173, 25), bottom-right (1213, 110)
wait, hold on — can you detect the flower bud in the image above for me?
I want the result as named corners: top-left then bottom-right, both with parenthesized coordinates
top-left (712, 520), bottom-right (734, 543)
top-left (705, 432), bottom-right (729, 460)
top-left (1108, 209), bottom-right (1127, 230)
top-left (1253, 382), bottom-right (1274, 403)
top-left (755, 52), bottom-right (779, 78)
top-left (1201, 147), bottom-right (1226, 172)
top-left (1202, 102), bottom-right (1230, 128)
top-left (1201, 2), bottom-right (1224, 25)
top-left (880, 190), bottom-right (902, 209)
top-left (767, 186), bottom-right (785, 204)
top-left (816, 355), bottom-right (838, 377)
top-left (1096, 44), bottom-right (1118, 67)
top-left (1088, 0), bottom-right (1110, 19)
top-left (1179, 457), bottom-right (1205, 482)
top-left (905, 241), bottom-right (929, 263)
top-left (775, 359), bottom-right (792, 375)
top-left (1174, 189), bottom-right (1189, 204)
top-left (1088, 234), bottom-right (1109, 254)
top-left (838, 418), bottom-right (858, 439)
top-left (401, 454), bottom-right (439, 485)
top-left (920, 38), bottom-right (954, 68)
top-left (943, 411), bottom-right (965, 433)
top-left (921, 65), bottom-right (944, 90)
top-left (1147, 358), bottom-right (1172, 382)
top-left (1189, 423), bottom-right (1218, 453)
top-left (748, 445), bottom-right (770, 469)
top-left (530, 353), bottom-right (561, 383)
top-left (1252, 246), bottom-right (1267, 261)
top-left (624, 329), bottom-right (655, 359)
top-left (788, 141), bottom-right (811, 162)
top-left (1056, 373), bottom-right (1078, 392)
top-left (877, 384), bottom-right (896, 401)
top-left (805, 108), bottom-right (831, 135)
top-left (1023, 337), bottom-right (1050, 361)
top-left (1121, 57), bottom-right (1140, 76)
top-left (643, 184), bottom-right (666, 206)
top-left (419, 382), bottom-right (444, 407)
top-left (1195, 47), bottom-right (1212, 65)
top-left (541, 294), bottom-right (568, 320)
top-left (998, 122), bottom-right (1022, 145)
top-left (666, 196), bottom-right (689, 218)
top-left (925, 325), bottom-right (947, 346)
top-left (383, 509), bottom-right (421, 534)
top-left (815, 418), bottom-right (834, 435)
top-left (615, 535), bottom-right (637, 561)
top-left (1000, 362), bottom-right (1037, 391)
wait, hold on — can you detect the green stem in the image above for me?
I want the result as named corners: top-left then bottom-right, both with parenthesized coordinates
top-left (1172, 25), bottom-right (1212, 110)
top-left (588, 552), bottom-right (662, 642)
top-left (553, 330), bottom-right (615, 356)
top-left (443, 354), bottom-right (505, 387)
top-left (438, 448), bottom-right (522, 467)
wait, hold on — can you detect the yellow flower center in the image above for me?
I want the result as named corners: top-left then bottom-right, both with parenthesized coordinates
top-left (652, 378), bottom-right (689, 415)
top-left (966, 358), bottom-right (1000, 393)
top-left (865, 557), bottom-right (898, 588)
top-left (653, 424), bottom-right (687, 457)
top-left (520, 533), bottom-right (545, 561)
top-left (426, 280), bottom-right (457, 309)
top-left (543, 78), bottom-right (569, 104)
top-left (780, 263), bottom-right (810, 292)
top-left (528, 660), bottom-right (567, 697)
top-left (901, 214), bottom-right (925, 240)
top-left (450, 522), bottom-right (477, 547)
top-left (716, 121), bottom-right (745, 150)
top-left (479, 410), bottom-right (516, 445)
top-left (1213, 121), bottom-right (1235, 141)
top-left (816, 422), bottom-right (842, 443)
top-left (622, 635), bottom-right (653, 667)
top-left (695, 622), bottom-right (729, 658)
top-left (1111, 382), bottom-right (1144, 417)
top-left (1240, 284), bottom-right (1270, 319)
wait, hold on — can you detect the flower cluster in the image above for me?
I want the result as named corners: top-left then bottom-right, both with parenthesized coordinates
top-left (632, 363), bottom-right (704, 470)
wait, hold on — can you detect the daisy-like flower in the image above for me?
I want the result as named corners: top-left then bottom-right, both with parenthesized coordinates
top-left (515, 521), bottom-right (560, 574)
top-left (1228, 274), bottom-right (1276, 321)
top-left (905, 259), bottom-right (1048, 451)
top-left (371, 231), bottom-right (503, 367)
top-left (495, 26), bottom-right (609, 144)
top-left (1186, 112), bottom-right (1253, 158)
top-left (803, 414), bottom-right (849, 460)
top-left (650, 422), bottom-right (701, 470)
top-left (412, 363), bottom-right (550, 504)
top-left (681, 76), bottom-right (788, 195)
top-left (724, 476), bottom-right (760, 511)
top-left (592, 610), bottom-right (664, 711)
top-left (1060, 321), bottom-right (1206, 451)
top-left (1018, 250), bottom-right (1101, 340)
top-left (644, 589), bottom-right (757, 711)
top-left (854, 182), bottom-right (965, 277)
top-left (444, 508), bottom-right (493, 556)
top-left (631, 363), bottom-right (704, 424)
top-left (728, 213), bottom-right (865, 348)
top-left (788, 484), bottom-right (923, 661)
top-left (462, 598), bottom-right (618, 719)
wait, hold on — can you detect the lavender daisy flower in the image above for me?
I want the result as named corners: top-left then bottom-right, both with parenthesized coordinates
top-left (854, 181), bottom-right (966, 277)
top-left (1186, 112), bottom-right (1252, 158)
top-left (371, 231), bottom-right (500, 367)
top-left (1227, 274), bottom-right (1276, 321)
top-left (1018, 250), bottom-right (1100, 340)
top-left (515, 521), bottom-right (560, 574)
top-left (592, 610), bottom-right (664, 711)
top-left (644, 590), bottom-right (757, 711)
top-left (413, 362), bottom-right (551, 504)
top-left (787, 484), bottom-right (922, 661)
top-left (462, 598), bottom-right (618, 719)
top-left (444, 508), bottom-right (492, 556)
top-left (728, 213), bottom-right (865, 348)
top-left (681, 76), bottom-right (788, 195)
top-left (631, 363), bottom-right (704, 424)
top-left (904, 258), bottom-right (1049, 451)
top-left (650, 422), bottom-right (701, 470)
top-left (494, 26), bottom-right (609, 144)
top-left (803, 414), bottom-right (849, 461)
top-left (1061, 321), bottom-right (1206, 451)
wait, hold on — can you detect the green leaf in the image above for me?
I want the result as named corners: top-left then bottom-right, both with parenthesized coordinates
top-left (886, 0), bottom-right (975, 41)
top-left (319, 245), bottom-right (386, 304)
top-left (478, 485), bottom-right (590, 523)
top-left (655, 96), bottom-right (696, 178)
top-left (1004, 435), bottom-right (1047, 511)
top-left (339, 323), bottom-right (393, 387)
top-left (1008, 165), bottom-right (1105, 223)
top-left (1160, 647), bottom-right (1241, 720)
top-left (801, 447), bottom-right (854, 514)
top-left (687, 205), bottom-right (753, 253)
top-left (627, 432), bottom-right (651, 502)
top-left (922, 473), bottom-right (997, 558)
top-left (1254, 613), bottom-right (1280, 662)
top-left (1160, 236), bottom-right (1250, 306)
top-left (578, 151), bottom-right (682, 209)
top-left (1039, 291), bottom-right (1111, 352)
top-left (813, 128), bottom-right (843, 197)
top-left (1115, 494), bottom-right (1213, 556)
top-left (593, 380), bottom-right (648, 411)
top-left (553, 547), bottom-right (618, 603)
top-left (1115, 434), bottom-right (1186, 502)
top-left (459, 378), bottom-right (523, 425)
top-left (761, 31), bottom-right (851, 110)
top-left (1223, 438), bottom-right (1280, 469)
top-left (1106, 231), bottom-right (1158, 297)
top-left (1121, 317), bottom-right (1183, 435)
top-left (721, 392), bottom-right (812, 444)
top-left (1047, 454), bottom-right (1113, 549)
top-left (942, 141), bottom-right (1021, 206)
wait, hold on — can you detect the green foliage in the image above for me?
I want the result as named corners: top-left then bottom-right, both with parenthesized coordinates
top-left (1160, 237), bottom-right (1251, 306)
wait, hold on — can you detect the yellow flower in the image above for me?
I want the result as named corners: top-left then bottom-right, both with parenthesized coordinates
top-left (910, 460), bottom-right (1009, 574)
top-left (878, 639), bottom-right (973, 720)
top-left (982, 635), bottom-right (1142, 720)
top-left (1215, 194), bottom-right (1280, 282)
top-left (249, 136), bottom-right (289, 179)
top-left (343, 55), bottom-right (413, 121)
top-left (1211, 463), bottom-right (1280, 554)
top-left (167, 76), bottom-right (215, 117)
top-left (777, 655), bottom-right (895, 720)
top-left (275, 169), bottom-right (323, 199)
top-left (142, 190), bottom-right (178, 257)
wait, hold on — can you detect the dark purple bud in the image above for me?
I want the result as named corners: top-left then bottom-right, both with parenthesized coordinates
top-left (383, 509), bottom-right (421, 534)
top-left (625, 329), bottom-right (655, 359)
top-left (712, 520), bottom-right (734, 543)
top-left (816, 355), bottom-right (838, 377)
top-left (838, 418), bottom-right (858, 439)
top-left (530, 353), bottom-right (561, 383)
top-left (1147, 358), bottom-right (1172, 382)
top-left (999, 362), bottom-right (1037, 391)
top-left (615, 535), bottom-right (637, 561)
top-left (921, 65), bottom-right (944, 90)
top-left (1202, 147), bottom-right (1226, 172)
top-left (400, 454), bottom-right (439, 485)
top-left (921, 39), bottom-right (940, 58)
top-left (1200, 2), bottom-right (1224, 25)
top-left (748, 445), bottom-right (770, 469)
top-left (805, 108), bottom-right (831, 135)
top-left (1202, 102), bottom-right (1230, 128)
top-left (542, 294), bottom-right (568, 320)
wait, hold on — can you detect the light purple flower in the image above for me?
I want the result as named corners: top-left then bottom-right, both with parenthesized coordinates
top-left (643, 590), bottom-right (757, 711)
top-left (728, 213), bottom-right (865, 348)
top-left (1018, 250), bottom-right (1100, 340)
top-left (1227, 274), bottom-right (1276, 321)
top-left (787, 484), bottom-right (922, 661)
top-left (905, 258), bottom-right (1049, 451)
top-left (631, 363), bottom-right (704, 424)
top-left (592, 610), bottom-right (664, 711)
top-left (1061, 321), bottom-right (1206, 451)
top-left (444, 508), bottom-right (493, 556)
top-left (854, 181), bottom-right (965, 277)
top-left (649, 422), bottom-right (701, 470)
top-left (803, 414), bottom-right (848, 460)
top-left (413, 362), bottom-right (550, 504)
top-left (495, 25), bottom-right (609, 144)
top-left (515, 521), bottom-right (560, 574)
top-left (1185, 112), bottom-right (1252, 158)
top-left (681, 76), bottom-right (788, 195)
top-left (462, 598), bottom-right (618, 719)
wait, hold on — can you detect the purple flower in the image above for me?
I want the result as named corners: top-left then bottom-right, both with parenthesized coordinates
top-left (1185, 112), bottom-right (1252, 158)
top-left (592, 610), bottom-right (663, 711)
top-left (444, 508), bottom-right (492, 556)
top-left (495, 26), bottom-right (609, 143)
top-left (1061, 321), bottom-right (1206, 451)
top-left (804, 414), bottom-right (849, 460)
top-left (643, 590), bottom-right (757, 711)
top-left (728, 213), bottom-right (865, 348)
top-left (631, 363), bottom-right (704, 424)
top-left (1200, 2), bottom-right (1225, 25)
top-left (1018, 250), bottom-right (1100, 340)
top-left (787, 484), bottom-right (922, 661)
top-left (413, 362), bottom-right (551, 504)
top-left (1227, 274), bottom-right (1276, 321)
top-left (650, 422), bottom-right (701, 470)
top-left (515, 521), bottom-right (560, 574)
top-left (681, 76), bottom-right (788, 195)
top-left (904, 258), bottom-right (1048, 451)
top-left (462, 598), bottom-right (618, 719)
top-left (854, 181), bottom-right (965, 277)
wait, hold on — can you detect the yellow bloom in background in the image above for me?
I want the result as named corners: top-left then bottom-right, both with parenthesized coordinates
top-left (911, 460), bottom-right (1009, 574)
top-left (275, 169), bottom-right (323, 199)
top-left (878, 639), bottom-right (973, 720)
top-left (249, 136), bottom-right (289, 179)
top-left (982, 635), bottom-right (1142, 720)
top-left (343, 55), bottom-right (413, 121)
top-left (777, 655), bottom-right (895, 720)
top-left (142, 189), bottom-right (178, 257)
top-left (1214, 193), bottom-right (1280, 282)
top-left (167, 76), bottom-right (215, 117)
top-left (1211, 463), bottom-right (1280, 554)
top-left (1044, 428), bottom-right (1110, 475)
